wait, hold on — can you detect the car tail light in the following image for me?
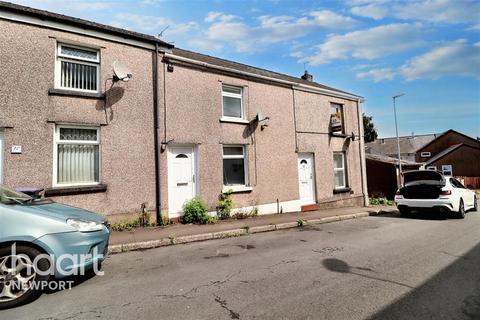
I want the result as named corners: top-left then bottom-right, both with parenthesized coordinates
top-left (440, 190), bottom-right (452, 196)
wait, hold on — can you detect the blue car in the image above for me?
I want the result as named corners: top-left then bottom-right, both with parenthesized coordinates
top-left (0, 184), bottom-right (110, 309)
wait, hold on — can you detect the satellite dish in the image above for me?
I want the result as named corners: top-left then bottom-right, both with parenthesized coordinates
top-left (113, 61), bottom-right (133, 81)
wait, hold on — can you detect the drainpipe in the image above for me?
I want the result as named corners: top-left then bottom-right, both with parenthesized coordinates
top-left (356, 99), bottom-right (369, 206)
top-left (153, 43), bottom-right (161, 225)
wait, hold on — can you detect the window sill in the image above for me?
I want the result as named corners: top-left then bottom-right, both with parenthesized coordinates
top-left (223, 186), bottom-right (253, 193)
top-left (220, 117), bottom-right (250, 125)
top-left (333, 187), bottom-right (352, 194)
top-left (48, 88), bottom-right (105, 99)
top-left (45, 184), bottom-right (107, 196)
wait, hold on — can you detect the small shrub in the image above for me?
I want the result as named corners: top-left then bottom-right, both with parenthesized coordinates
top-left (297, 219), bottom-right (305, 227)
top-left (369, 197), bottom-right (394, 206)
top-left (182, 197), bottom-right (216, 224)
top-left (217, 190), bottom-right (234, 220)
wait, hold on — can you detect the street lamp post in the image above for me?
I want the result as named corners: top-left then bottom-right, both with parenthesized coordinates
top-left (393, 93), bottom-right (405, 187)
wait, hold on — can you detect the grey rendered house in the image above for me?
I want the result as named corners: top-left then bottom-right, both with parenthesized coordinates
top-left (0, 2), bottom-right (368, 220)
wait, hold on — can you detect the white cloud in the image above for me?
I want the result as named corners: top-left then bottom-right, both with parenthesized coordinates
top-left (350, 0), bottom-right (480, 26)
top-left (111, 13), bottom-right (198, 40)
top-left (113, 13), bottom-right (170, 31)
top-left (303, 23), bottom-right (424, 65)
top-left (356, 67), bottom-right (396, 82)
top-left (400, 40), bottom-right (480, 80)
top-left (290, 51), bottom-right (304, 58)
top-left (189, 10), bottom-right (357, 53)
top-left (310, 10), bottom-right (357, 27)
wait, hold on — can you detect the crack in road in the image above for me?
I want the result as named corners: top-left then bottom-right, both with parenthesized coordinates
top-left (155, 270), bottom-right (243, 301)
top-left (214, 294), bottom-right (240, 319)
top-left (264, 260), bottom-right (298, 273)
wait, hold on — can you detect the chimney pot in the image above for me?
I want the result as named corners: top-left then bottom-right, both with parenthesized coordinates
top-left (301, 70), bottom-right (313, 82)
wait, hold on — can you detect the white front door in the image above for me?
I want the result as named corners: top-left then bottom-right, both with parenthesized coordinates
top-left (298, 153), bottom-right (316, 204)
top-left (168, 146), bottom-right (197, 214)
top-left (0, 130), bottom-right (4, 184)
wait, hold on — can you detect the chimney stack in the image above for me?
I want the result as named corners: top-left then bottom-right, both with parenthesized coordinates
top-left (301, 70), bottom-right (313, 82)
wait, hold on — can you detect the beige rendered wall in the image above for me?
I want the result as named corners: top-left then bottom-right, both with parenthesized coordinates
top-left (295, 91), bottom-right (364, 205)
top-left (159, 60), bottom-right (365, 214)
top-left (159, 62), bottom-right (299, 214)
top-left (0, 19), bottom-right (156, 215)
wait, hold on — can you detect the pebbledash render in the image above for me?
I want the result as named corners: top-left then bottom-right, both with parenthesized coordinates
top-left (0, 2), bottom-right (368, 221)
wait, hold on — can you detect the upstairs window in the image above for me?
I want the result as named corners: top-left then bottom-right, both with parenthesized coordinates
top-left (420, 152), bottom-right (431, 158)
top-left (222, 85), bottom-right (244, 119)
top-left (56, 43), bottom-right (100, 92)
top-left (223, 146), bottom-right (247, 186)
top-left (330, 103), bottom-right (344, 134)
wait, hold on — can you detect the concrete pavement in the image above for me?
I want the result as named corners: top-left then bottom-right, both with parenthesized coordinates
top-left (108, 206), bottom-right (396, 253)
top-left (3, 209), bottom-right (480, 319)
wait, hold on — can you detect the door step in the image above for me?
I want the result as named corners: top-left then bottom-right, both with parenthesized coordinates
top-left (301, 203), bottom-right (320, 212)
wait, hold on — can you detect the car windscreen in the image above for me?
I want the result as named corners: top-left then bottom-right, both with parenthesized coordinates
top-left (403, 171), bottom-right (445, 187)
top-left (0, 185), bottom-right (32, 205)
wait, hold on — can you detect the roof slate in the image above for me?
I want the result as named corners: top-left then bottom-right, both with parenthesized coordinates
top-left (366, 133), bottom-right (441, 156)
top-left (172, 48), bottom-right (360, 98)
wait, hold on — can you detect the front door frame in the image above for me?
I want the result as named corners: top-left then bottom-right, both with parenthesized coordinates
top-left (167, 144), bottom-right (198, 215)
top-left (297, 152), bottom-right (317, 205)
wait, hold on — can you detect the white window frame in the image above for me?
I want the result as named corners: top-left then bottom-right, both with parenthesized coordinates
top-left (221, 85), bottom-right (244, 121)
top-left (55, 43), bottom-right (100, 93)
top-left (53, 125), bottom-right (101, 187)
top-left (222, 145), bottom-right (248, 188)
top-left (333, 152), bottom-right (347, 189)
top-left (420, 152), bottom-right (431, 158)
top-left (442, 164), bottom-right (453, 176)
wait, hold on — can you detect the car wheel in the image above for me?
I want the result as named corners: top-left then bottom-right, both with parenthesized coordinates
top-left (456, 199), bottom-right (466, 219)
top-left (399, 207), bottom-right (411, 217)
top-left (473, 196), bottom-right (478, 212)
top-left (0, 245), bottom-right (50, 310)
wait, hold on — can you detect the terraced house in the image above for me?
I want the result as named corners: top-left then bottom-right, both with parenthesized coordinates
top-left (0, 2), bottom-right (368, 221)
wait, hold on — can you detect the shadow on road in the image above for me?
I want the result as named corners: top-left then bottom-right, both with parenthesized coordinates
top-left (323, 242), bottom-right (480, 319)
top-left (373, 211), bottom-right (449, 220)
top-left (44, 269), bottom-right (99, 294)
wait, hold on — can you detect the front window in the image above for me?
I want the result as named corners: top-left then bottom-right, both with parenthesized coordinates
top-left (56, 43), bottom-right (100, 92)
top-left (333, 152), bottom-right (347, 189)
top-left (54, 126), bottom-right (100, 186)
top-left (442, 165), bottom-right (453, 176)
top-left (330, 103), bottom-right (344, 134)
top-left (223, 146), bottom-right (247, 186)
top-left (222, 85), bottom-right (244, 119)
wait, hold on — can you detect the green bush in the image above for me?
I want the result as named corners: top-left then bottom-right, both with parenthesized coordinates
top-left (182, 197), bottom-right (216, 224)
top-left (217, 189), bottom-right (234, 220)
top-left (369, 197), bottom-right (394, 206)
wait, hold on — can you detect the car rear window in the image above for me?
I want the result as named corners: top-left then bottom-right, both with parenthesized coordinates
top-left (403, 171), bottom-right (444, 185)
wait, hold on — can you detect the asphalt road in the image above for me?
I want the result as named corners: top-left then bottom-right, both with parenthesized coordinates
top-left (3, 209), bottom-right (480, 320)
